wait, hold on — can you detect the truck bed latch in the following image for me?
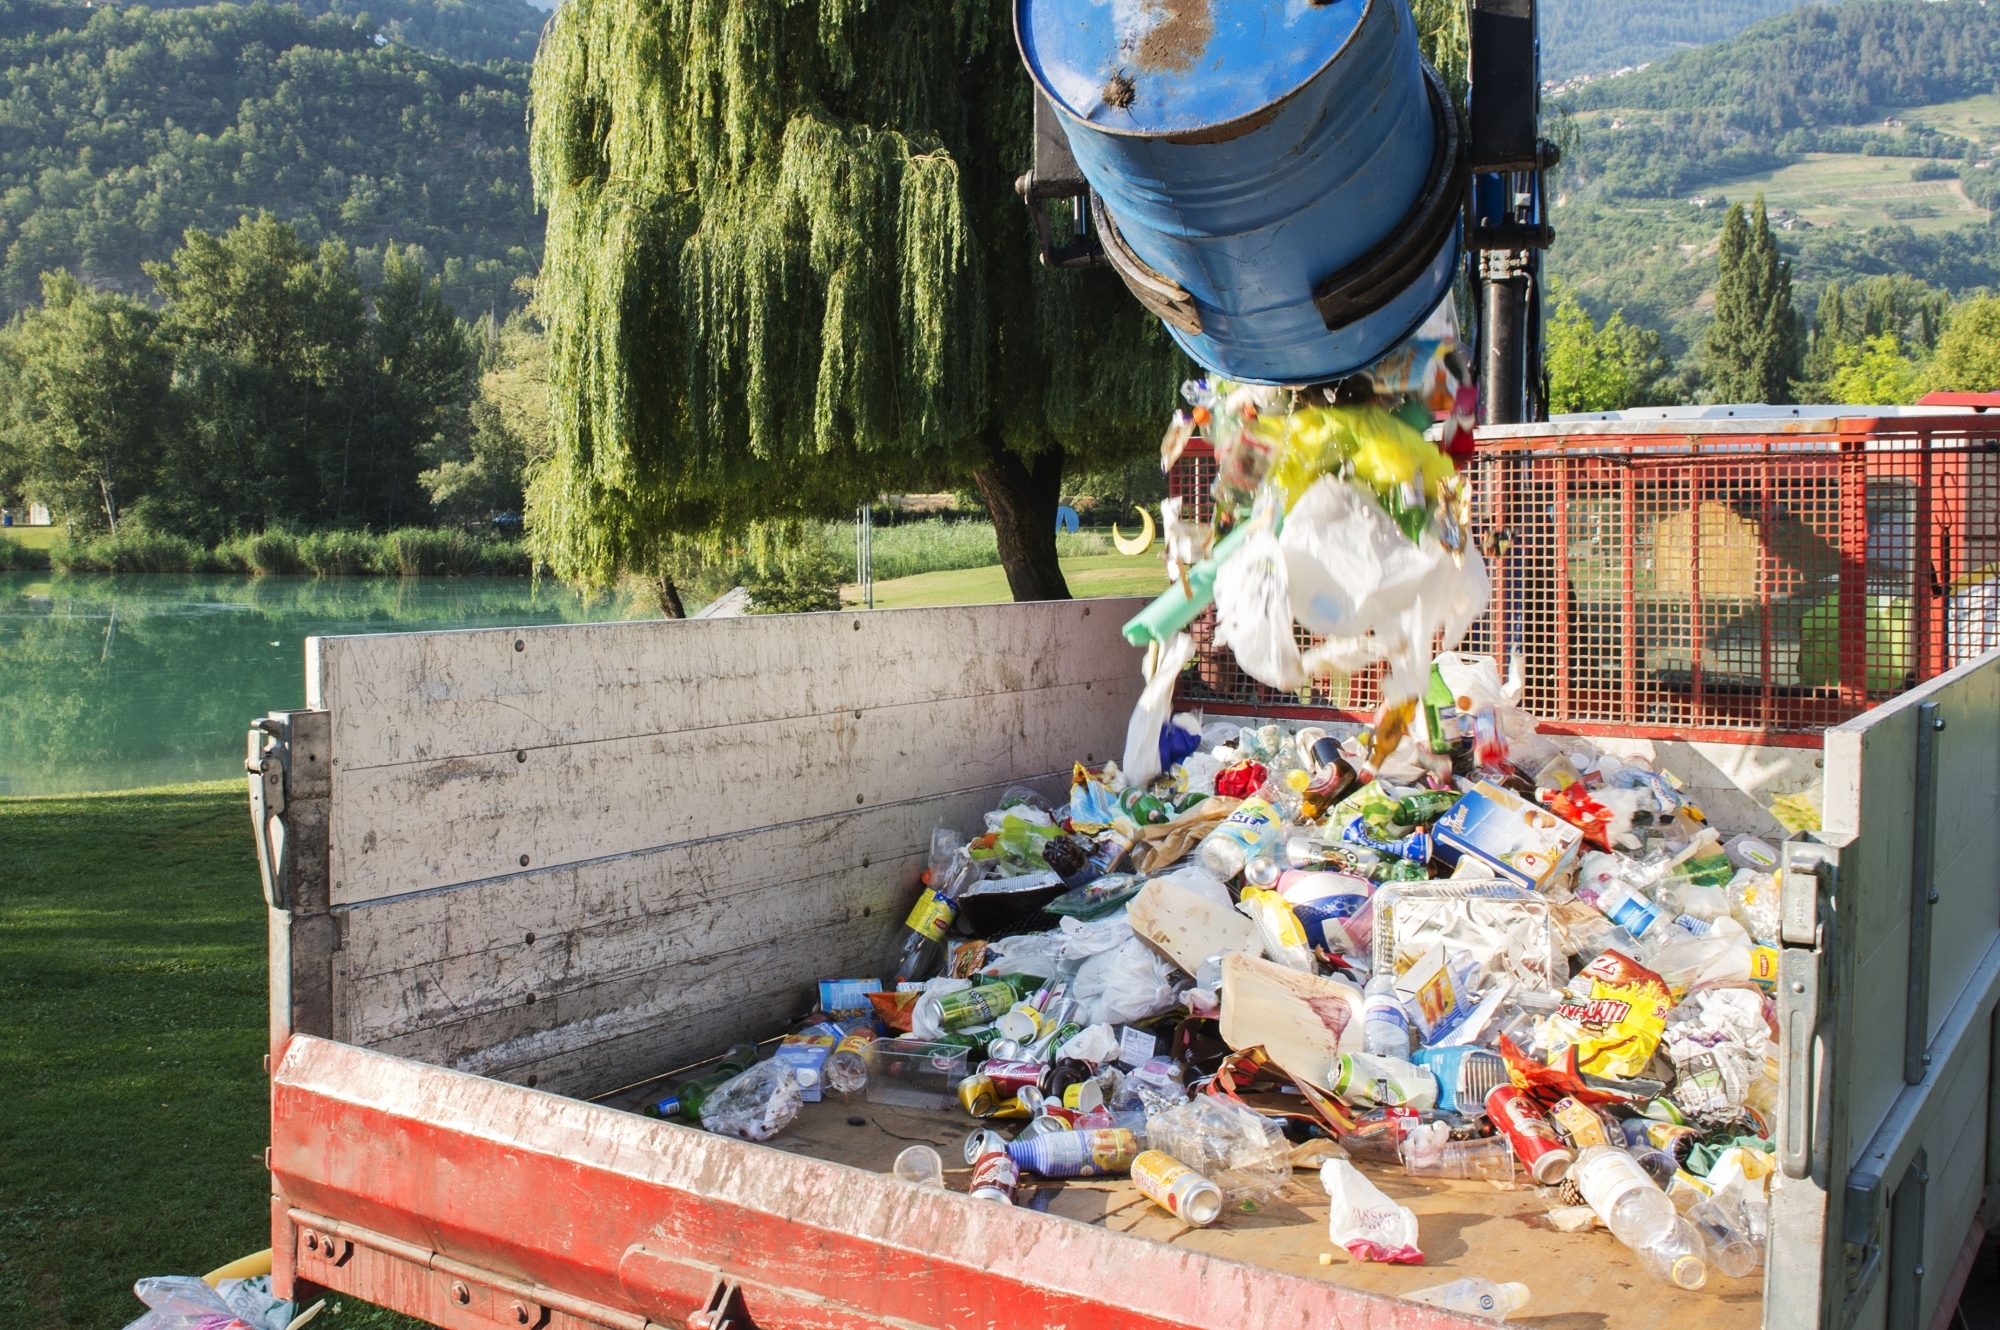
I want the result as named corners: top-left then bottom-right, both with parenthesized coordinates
top-left (689, 1279), bottom-right (757, 1330)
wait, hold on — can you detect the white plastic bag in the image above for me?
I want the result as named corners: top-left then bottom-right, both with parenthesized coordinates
top-left (1057, 1022), bottom-right (1122, 1064)
top-left (122, 1276), bottom-right (297, 1330)
top-left (1322, 1159), bottom-right (1424, 1264)
top-left (1283, 478), bottom-right (1490, 703)
top-left (1072, 934), bottom-right (1183, 1026)
top-left (1058, 911), bottom-right (1135, 961)
top-left (1213, 528), bottom-right (1307, 691)
top-left (1122, 632), bottom-right (1197, 787)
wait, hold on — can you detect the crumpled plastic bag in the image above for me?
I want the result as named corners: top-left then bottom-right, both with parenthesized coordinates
top-left (121, 1276), bottom-right (295, 1330)
top-left (1072, 934), bottom-right (1183, 1027)
top-left (1322, 1159), bottom-right (1424, 1264)
top-left (986, 932), bottom-right (1064, 979)
top-left (1122, 632), bottom-right (1197, 788)
top-left (1058, 1022), bottom-right (1122, 1064)
top-left (1213, 527), bottom-right (1307, 691)
top-left (1146, 1094), bottom-right (1293, 1208)
top-left (1280, 478), bottom-right (1490, 703)
top-left (700, 1059), bottom-right (803, 1141)
top-left (1058, 911), bottom-right (1134, 962)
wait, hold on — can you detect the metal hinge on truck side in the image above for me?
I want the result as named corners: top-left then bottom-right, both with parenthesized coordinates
top-left (247, 709), bottom-right (330, 912)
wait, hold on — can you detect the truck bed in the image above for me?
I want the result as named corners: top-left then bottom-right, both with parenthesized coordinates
top-left (600, 1076), bottom-right (1761, 1330)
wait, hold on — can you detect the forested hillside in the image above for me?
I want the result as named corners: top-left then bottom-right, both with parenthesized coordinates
top-left (0, 0), bottom-right (539, 315)
top-left (1550, 0), bottom-right (2000, 377)
top-left (1540, 0), bottom-right (1814, 84)
top-left (136, 0), bottom-right (546, 65)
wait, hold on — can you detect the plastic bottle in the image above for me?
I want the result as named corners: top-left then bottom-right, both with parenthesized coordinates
top-left (822, 1030), bottom-right (875, 1096)
top-left (1195, 796), bottom-right (1281, 879)
top-left (1402, 1278), bottom-right (1530, 1321)
top-left (1363, 974), bottom-right (1412, 1057)
top-left (1638, 1215), bottom-right (1711, 1290)
top-left (1400, 1132), bottom-right (1516, 1182)
top-left (642, 1042), bottom-right (760, 1121)
top-left (891, 829), bottom-right (979, 985)
top-left (1571, 1145), bottom-right (1708, 1288)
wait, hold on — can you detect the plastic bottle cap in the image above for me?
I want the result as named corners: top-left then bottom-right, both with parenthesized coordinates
top-left (796, 1068), bottom-right (819, 1088)
top-left (1498, 1282), bottom-right (1531, 1312)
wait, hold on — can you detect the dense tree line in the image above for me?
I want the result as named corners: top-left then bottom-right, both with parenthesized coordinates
top-left (1540, 0), bottom-right (1808, 84)
top-left (0, 0), bottom-right (541, 316)
top-left (0, 214), bottom-right (530, 542)
top-left (1570, 0), bottom-right (2000, 127)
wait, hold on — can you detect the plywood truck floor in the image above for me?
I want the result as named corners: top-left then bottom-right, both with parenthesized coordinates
top-left (743, 1097), bottom-right (1761, 1330)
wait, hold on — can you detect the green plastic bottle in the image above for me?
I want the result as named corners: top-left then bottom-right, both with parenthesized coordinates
top-left (642, 1042), bottom-right (761, 1121)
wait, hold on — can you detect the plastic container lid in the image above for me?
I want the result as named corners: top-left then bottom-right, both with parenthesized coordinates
top-left (1016, 0), bottom-right (1366, 137)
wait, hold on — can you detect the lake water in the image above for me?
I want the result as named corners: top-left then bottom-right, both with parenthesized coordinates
top-left (0, 574), bottom-right (648, 797)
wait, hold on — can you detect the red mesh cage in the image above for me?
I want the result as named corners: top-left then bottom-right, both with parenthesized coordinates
top-left (1165, 419), bottom-right (2000, 743)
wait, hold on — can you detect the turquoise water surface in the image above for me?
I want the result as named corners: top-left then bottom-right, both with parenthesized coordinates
top-left (0, 574), bottom-right (647, 796)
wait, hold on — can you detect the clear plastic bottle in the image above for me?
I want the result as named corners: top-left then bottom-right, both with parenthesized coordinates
top-left (1638, 1215), bottom-right (1711, 1290)
top-left (1403, 1278), bottom-right (1530, 1321)
top-left (1572, 1145), bottom-right (1708, 1289)
top-left (1363, 974), bottom-right (1412, 1057)
top-left (1400, 1132), bottom-right (1515, 1182)
top-left (822, 1030), bottom-right (874, 1097)
top-left (891, 829), bottom-right (978, 985)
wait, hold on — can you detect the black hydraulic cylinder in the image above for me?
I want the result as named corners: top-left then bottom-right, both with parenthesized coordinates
top-left (1480, 254), bottom-right (1530, 426)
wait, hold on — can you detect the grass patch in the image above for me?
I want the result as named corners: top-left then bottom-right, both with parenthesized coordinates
top-left (846, 549), bottom-right (1166, 609)
top-left (0, 783), bottom-right (428, 1329)
top-left (2, 527), bottom-right (62, 551)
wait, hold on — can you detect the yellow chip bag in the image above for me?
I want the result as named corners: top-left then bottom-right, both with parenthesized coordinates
top-left (1543, 950), bottom-right (1672, 1079)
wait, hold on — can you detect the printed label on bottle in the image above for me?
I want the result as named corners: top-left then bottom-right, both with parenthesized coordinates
top-left (904, 887), bottom-right (956, 941)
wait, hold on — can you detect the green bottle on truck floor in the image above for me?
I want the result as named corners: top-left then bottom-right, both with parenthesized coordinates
top-left (643, 1043), bottom-right (761, 1122)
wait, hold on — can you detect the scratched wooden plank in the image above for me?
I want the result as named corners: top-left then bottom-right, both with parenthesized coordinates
top-left (332, 779), bottom-right (1049, 1068)
top-left (328, 680), bottom-right (1128, 905)
top-left (322, 600), bottom-right (1152, 904)
top-left (310, 600), bottom-right (1145, 770)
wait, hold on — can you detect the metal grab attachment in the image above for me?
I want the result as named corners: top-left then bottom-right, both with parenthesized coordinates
top-left (1015, 90), bottom-right (1106, 271)
top-left (1092, 193), bottom-right (1203, 336)
top-left (1311, 60), bottom-right (1466, 332)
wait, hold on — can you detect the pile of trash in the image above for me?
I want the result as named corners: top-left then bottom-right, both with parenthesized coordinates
top-left (630, 323), bottom-right (1789, 1312)
top-left (639, 686), bottom-right (1789, 1304)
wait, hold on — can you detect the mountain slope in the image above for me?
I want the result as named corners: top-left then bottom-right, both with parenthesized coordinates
top-left (1540, 0), bottom-right (1818, 85)
top-left (0, 0), bottom-right (538, 314)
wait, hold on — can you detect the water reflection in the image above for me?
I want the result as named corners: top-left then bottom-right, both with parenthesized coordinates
top-left (0, 574), bottom-right (647, 796)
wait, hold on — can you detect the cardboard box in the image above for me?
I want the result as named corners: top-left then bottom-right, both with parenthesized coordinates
top-left (1432, 781), bottom-right (1583, 890)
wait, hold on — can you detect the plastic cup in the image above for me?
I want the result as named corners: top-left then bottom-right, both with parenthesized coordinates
top-left (893, 1145), bottom-right (945, 1189)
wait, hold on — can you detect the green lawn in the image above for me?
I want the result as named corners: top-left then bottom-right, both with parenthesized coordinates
top-left (844, 549), bottom-right (1168, 609)
top-left (3, 526), bottom-right (60, 551)
top-left (0, 783), bottom-right (422, 1330)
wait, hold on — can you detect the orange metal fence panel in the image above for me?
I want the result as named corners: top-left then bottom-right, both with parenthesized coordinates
top-left (1167, 419), bottom-right (2000, 742)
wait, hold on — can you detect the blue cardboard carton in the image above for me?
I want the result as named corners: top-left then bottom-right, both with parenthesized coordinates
top-left (1432, 781), bottom-right (1583, 890)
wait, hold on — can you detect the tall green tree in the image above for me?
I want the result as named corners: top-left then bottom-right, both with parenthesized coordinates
top-left (1705, 195), bottom-right (1800, 404)
top-left (526, 0), bottom-right (1185, 605)
top-left (1923, 296), bottom-right (2000, 394)
top-left (0, 270), bottom-right (170, 533)
top-left (1544, 281), bottom-right (1670, 413)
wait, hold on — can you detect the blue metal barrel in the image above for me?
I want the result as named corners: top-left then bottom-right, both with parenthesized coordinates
top-left (1016, 0), bottom-right (1464, 386)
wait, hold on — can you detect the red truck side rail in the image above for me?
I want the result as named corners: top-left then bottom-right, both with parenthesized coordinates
top-left (270, 1035), bottom-right (1480, 1330)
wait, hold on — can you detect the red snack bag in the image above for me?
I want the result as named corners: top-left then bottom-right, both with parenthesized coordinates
top-left (1216, 762), bottom-right (1268, 799)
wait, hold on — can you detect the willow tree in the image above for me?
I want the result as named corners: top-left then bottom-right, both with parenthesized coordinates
top-left (527, 0), bottom-right (1185, 603)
